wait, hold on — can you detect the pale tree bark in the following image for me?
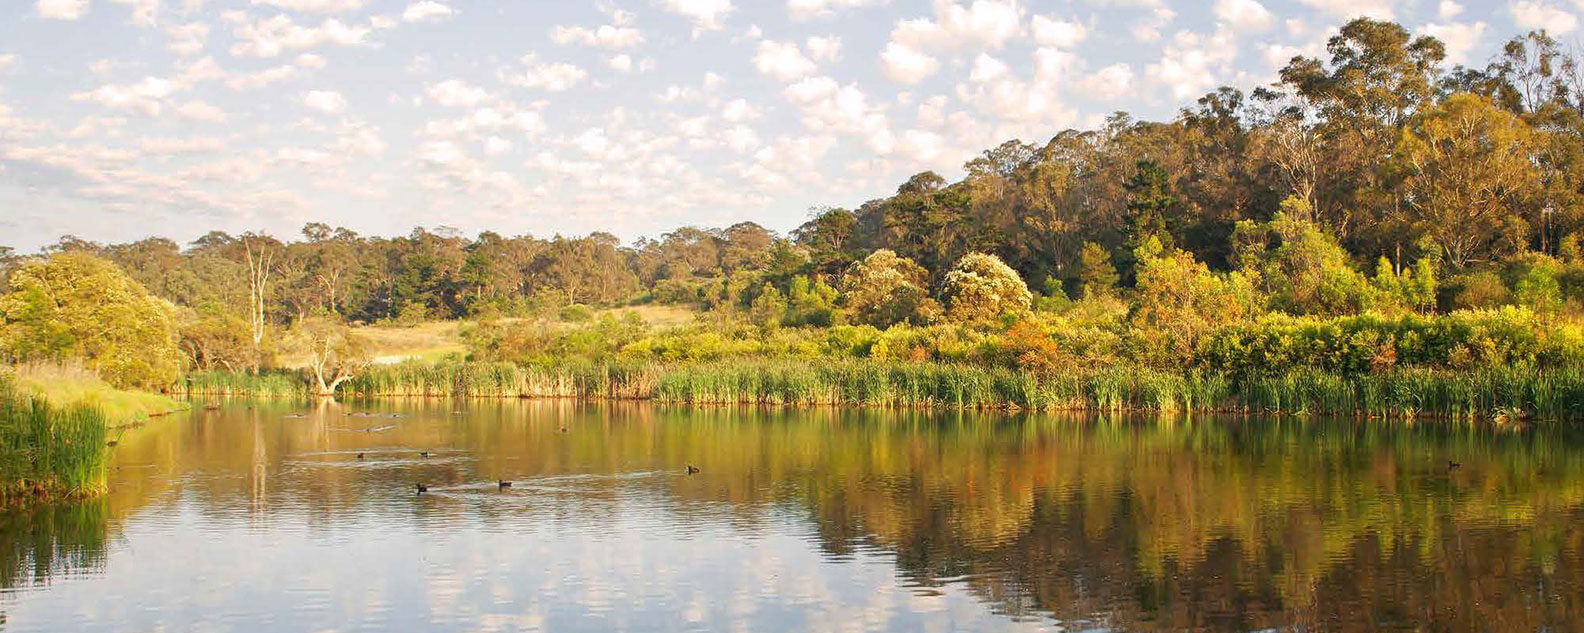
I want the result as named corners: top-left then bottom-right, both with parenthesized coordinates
top-left (243, 237), bottom-right (274, 367)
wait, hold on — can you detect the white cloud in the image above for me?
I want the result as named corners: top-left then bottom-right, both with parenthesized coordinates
top-left (1077, 63), bottom-right (1134, 101)
top-left (1213, 0), bottom-right (1273, 30)
top-left (167, 22), bottom-right (210, 56)
top-left (655, 0), bottom-right (733, 32)
top-left (551, 22), bottom-right (643, 48)
top-left (140, 136), bottom-right (227, 155)
top-left (1511, 2), bottom-right (1577, 34)
top-left (880, 41), bottom-right (939, 84)
top-left (1439, 1), bottom-right (1463, 19)
top-left (302, 89), bottom-right (347, 114)
top-left (403, 1), bottom-right (455, 24)
top-left (176, 99), bottom-right (227, 121)
top-left (787, 0), bottom-right (883, 20)
top-left (889, 0), bottom-right (1023, 51)
top-left (806, 35), bottom-right (841, 62)
top-left (1146, 28), bottom-right (1237, 102)
top-left (483, 136), bottom-right (512, 156)
top-left (721, 98), bottom-right (761, 122)
top-left (225, 64), bottom-right (300, 90)
top-left (499, 55), bottom-right (587, 92)
top-left (1031, 16), bottom-right (1086, 48)
top-left (1295, 0), bottom-right (1396, 20)
top-left (230, 15), bottom-right (375, 57)
top-left (251, 0), bottom-right (365, 12)
top-left (426, 79), bottom-right (492, 107)
top-left (753, 40), bottom-right (817, 81)
top-left (37, 0), bottom-right (87, 20)
top-left (1423, 21), bottom-right (1487, 64)
top-left (608, 54), bottom-right (634, 72)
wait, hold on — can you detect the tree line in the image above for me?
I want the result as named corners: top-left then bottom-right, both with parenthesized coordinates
top-left (5, 18), bottom-right (1584, 386)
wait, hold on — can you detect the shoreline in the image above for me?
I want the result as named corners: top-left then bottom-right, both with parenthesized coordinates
top-left (172, 359), bottom-right (1581, 423)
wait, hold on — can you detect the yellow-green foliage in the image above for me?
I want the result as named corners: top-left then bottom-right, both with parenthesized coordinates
top-left (0, 253), bottom-right (182, 389)
top-left (840, 249), bottom-right (936, 327)
top-left (1130, 240), bottom-right (1260, 365)
top-left (941, 252), bottom-right (1032, 325)
top-left (1199, 306), bottom-right (1584, 374)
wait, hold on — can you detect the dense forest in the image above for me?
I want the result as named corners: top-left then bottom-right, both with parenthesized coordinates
top-left (7, 19), bottom-right (1584, 411)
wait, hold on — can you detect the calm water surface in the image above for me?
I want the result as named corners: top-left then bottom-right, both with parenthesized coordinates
top-left (1, 401), bottom-right (1582, 632)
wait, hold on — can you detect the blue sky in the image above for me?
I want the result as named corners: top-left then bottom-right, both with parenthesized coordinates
top-left (0, 0), bottom-right (1565, 250)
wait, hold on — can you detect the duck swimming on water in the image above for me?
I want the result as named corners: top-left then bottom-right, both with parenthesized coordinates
top-left (1448, 460), bottom-right (1462, 471)
top-left (686, 465), bottom-right (700, 475)
top-left (415, 483), bottom-right (428, 494)
top-left (498, 480), bottom-right (512, 489)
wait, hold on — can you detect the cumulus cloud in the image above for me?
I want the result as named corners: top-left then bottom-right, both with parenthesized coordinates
top-left (753, 40), bottom-right (817, 81)
top-left (1146, 28), bottom-right (1237, 102)
top-left (402, 1), bottom-right (455, 24)
top-left (37, 0), bottom-right (87, 20)
top-left (251, 0), bottom-right (365, 12)
top-left (880, 41), bottom-right (939, 84)
top-left (176, 99), bottom-right (227, 121)
top-left (787, 0), bottom-right (883, 20)
top-left (1213, 0), bottom-right (1273, 30)
top-left (806, 35), bottom-right (841, 62)
top-left (1510, 1), bottom-right (1576, 34)
top-left (655, 0), bottom-right (733, 32)
top-left (1294, 0), bottom-right (1396, 20)
top-left (229, 15), bottom-right (376, 57)
top-left (499, 55), bottom-right (587, 92)
top-left (167, 22), bottom-right (210, 56)
top-left (1423, 21), bottom-right (1487, 64)
top-left (302, 90), bottom-right (347, 114)
top-left (1031, 16), bottom-right (1086, 48)
top-left (426, 79), bottom-right (492, 107)
top-left (552, 12), bottom-right (643, 48)
top-left (889, 0), bottom-right (1023, 51)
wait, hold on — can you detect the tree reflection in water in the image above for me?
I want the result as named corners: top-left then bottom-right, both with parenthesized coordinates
top-left (0, 401), bottom-right (1579, 632)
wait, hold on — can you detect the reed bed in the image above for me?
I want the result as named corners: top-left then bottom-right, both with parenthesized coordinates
top-left (182, 358), bottom-right (1584, 422)
top-left (0, 375), bottom-right (110, 503)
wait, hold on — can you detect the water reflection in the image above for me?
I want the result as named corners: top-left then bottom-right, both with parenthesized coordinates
top-left (1, 401), bottom-right (1581, 632)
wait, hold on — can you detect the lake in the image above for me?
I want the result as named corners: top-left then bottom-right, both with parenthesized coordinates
top-left (1, 400), bottom-right (1581, 632)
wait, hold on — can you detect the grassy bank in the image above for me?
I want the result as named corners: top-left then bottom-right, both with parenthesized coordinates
top-left (1, 374), bottom-right (110, 503)
top-left (176, 359), bottom-right (1584, 422)
top-left (1, 366), bottom-right (185, 504)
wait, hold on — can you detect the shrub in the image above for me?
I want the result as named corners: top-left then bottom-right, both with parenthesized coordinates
top-left (941, 252), bottom-right (1032, 325)
top-left (841, 250), bottom-right (935, 327)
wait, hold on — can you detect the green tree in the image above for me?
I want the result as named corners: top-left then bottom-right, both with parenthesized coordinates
top-left (748, 283), bottom-right (786, 329)
top-left (1078, 242), bottom-right (1119, 298)
top-left (841, 250), bottom-right (935, 327)
top-left (941, 252), bottom-right (1032, 325)
top-left (1388, 93), bottom-right (1539, 268)
top-left (0, 253), bottom-right (181, 388)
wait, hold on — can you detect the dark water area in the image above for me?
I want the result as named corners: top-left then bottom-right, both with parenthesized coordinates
top-left (1, 401), bottom-right (1581, 632)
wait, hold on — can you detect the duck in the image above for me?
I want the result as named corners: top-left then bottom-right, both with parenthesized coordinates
top-left (356, 452), bottom-right (365, 460)
top-left (1447, 460), bottom-right (1462, 471)
top-left (105, 440), bottom-right (119, 447)
top-left (419, 451), bottom-right (430, 458)
top-left (559, 426), bottom-right (568, 433)
top-left (498, 480), bottom-right (512, 489)
top-left (686, 465), bottom-right (700, 475)
top-left (415, 483), bottom-right (428, 494)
